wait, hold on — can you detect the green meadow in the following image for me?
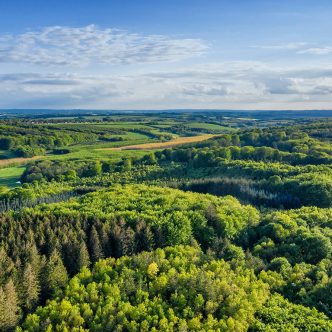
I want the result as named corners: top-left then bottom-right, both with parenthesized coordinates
top-left (0, 166), bottom-right (24, 188)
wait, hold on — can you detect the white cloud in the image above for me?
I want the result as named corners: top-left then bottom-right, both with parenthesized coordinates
top-left (0, 25), bottom-right (208, 66)
top-left (254, 42), bottom-right (332, 56)
top-left (298, 47), bottom-right (332, 55)
top-left (254, 42), bottom-right (308, 50)
top-left (1, 62), bottom-right (332, 109)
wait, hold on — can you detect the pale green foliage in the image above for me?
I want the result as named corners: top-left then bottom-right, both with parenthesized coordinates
top-left (38, 184), bottom-right (260, 243)
top-left (21, 246), bottom-right (269, 331)
top-left (253, 294), bottom-right (332, 331)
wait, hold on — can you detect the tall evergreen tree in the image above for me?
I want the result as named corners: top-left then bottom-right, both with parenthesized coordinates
top-left (0, 287), bottom-right (6, 331)
top-left (121, 227), bottom-right (136, 256)
top-left (26, 242), bottom-right (43, 277)
top-left (41, 250), bottom-right (68, 298)
top-left (135, 220), bottom-right (154, 251)
top-left (0, 247), bottom-right (15, 285)
top-left (76, 241), bottom-right (90, 271)
top-left (4, 279), bottom-right (19, 330)
top-left (89, 226), bottom-right (104, 262)
top-left (99, 223), bottom-right (112, 256)
top-left (22, 263), bottom-right (40, 311)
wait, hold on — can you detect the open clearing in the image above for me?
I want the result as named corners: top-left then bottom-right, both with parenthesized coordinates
top-left (0, 166), bottom-right (25, 188)
top-left (96, 134), bottom-right (217, 151)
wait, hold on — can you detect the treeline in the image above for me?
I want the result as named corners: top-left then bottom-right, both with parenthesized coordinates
top-left (21, 159), bottom-right (104, 183)
top-left (0, 190), bottom-right (77, 213)
top-left (198, 121), bottom-right (332, 156)
top-left (0, 181), bottom-right (73, 205)
top-left (177, 177), bottom-right (299, 208)
top-left (0, 181), bottom-right (78, 215)
top-left (162, 143), bottom-right (332, 166)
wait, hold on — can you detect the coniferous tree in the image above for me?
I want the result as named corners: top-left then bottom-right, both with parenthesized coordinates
top-left (26, 242), bottom-right (43, 278)
top-left (0, 247), bottom-right (15, 285)
top-left (22, 263), bottom-right (40, 311)
top-left (3, 279), bottom-right (19, 330)
top-left (110, 219), bottom-right (124, 257)
top-left (99, 223), bottom-right (112, 256)
top-left (0, 287), bottom-right (6, 330)
top-left (76, 241), bottom-right (90, 271)
top-left (89, 226), bottom-right (104, 262)
top-left (121, 227), bottom-right (136, 256)
top-left (135, 220), bottom-right (154, 251)
top-left (41, 250), bottom-right (68, 298)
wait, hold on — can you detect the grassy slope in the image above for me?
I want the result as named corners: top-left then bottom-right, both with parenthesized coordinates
top-left (0, 166), bottom-right (25, 188)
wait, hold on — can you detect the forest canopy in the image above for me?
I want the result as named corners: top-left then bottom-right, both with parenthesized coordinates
top-left (0, 115), bottom-right (331, 331)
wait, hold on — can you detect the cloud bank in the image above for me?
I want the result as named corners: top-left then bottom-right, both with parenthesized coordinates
top-left (1, 62), bottom-right (332, 109)
top-left (0, 25), bottom-right (208, 66)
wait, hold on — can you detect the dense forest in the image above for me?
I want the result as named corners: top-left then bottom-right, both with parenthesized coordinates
top-left (21, 121), bottom-right (332, 209)
top-left (0, 115), bottom-right (331, 331)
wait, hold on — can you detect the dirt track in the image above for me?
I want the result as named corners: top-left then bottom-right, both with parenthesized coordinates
top-left (96, 134), bottom-right (217, 151)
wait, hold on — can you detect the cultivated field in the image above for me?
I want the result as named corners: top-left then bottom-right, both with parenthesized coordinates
top-left (97, 134), bottom-right (217, 151)
top-left (0, 156), bottom-right (40, 167)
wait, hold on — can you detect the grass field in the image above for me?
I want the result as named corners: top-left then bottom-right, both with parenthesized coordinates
top-left (0, 166), bottom-right (25, 188)
top-left (46, 144), bottom-right (150, 161)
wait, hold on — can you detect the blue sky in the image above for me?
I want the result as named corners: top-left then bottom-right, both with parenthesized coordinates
top-left (0, 0), bottom-right (332, 109)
